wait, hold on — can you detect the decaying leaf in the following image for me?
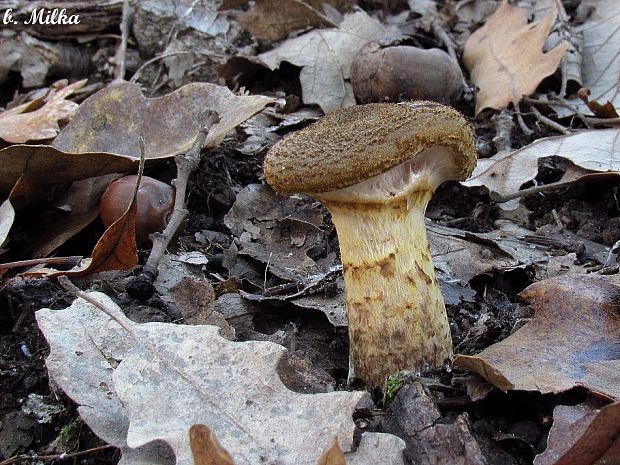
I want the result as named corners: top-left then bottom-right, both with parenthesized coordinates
top-left (52, 82), bottom-right (277, 156)
top-left (238, 0), bottom-right (337, 41)
top-left (168, 277), bottom-right (235, 340)
top-left (36, 292), bottom-right (405, 464)
top-left (454, 275), bottom-right (620, 399)
top-left (224, 184), bottom-right (328, 283)
top-left (189, 425), bottom-right (236, 465)
top-left (463, 128), bottom-right (620, 208)
top-left (463, 1), bottom-right (567, 115)
top-left (257, 11), bottom-right (396, 112)
top-left (0, 80), bottom-right (86, 143)
top-left (534, 400), bottom-right (620, 465)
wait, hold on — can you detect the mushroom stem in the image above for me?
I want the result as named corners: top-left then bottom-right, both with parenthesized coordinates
top-left (319, 189), bottom-right (452, 388)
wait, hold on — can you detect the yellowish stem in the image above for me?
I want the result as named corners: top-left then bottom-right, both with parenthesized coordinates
top-left (320, 189), bottom-right (453, 388)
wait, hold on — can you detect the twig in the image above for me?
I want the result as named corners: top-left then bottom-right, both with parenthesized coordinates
top-left (490, 179), bottom-right (575, 203)
top-left (114, 0), bottom-right (131, 80)
top-left (582, 116), bottom-right (620, 127)
top-left (0, 256), bottom-right (82, 271)
top-left (128, 51), bottom-right (192, 84)
top-left (514, 102), bottom-right (534, 137)
top-left (524, 96), bottom-right (593, 129)
top-left (126, 111), bottom-right (220, 299)
top-left (431, 18), bottom-right (458, 63)
top-left (529, 103), bottom-right (571, 135)
top-left (491, 109), bottom-right (514, 152)
top-left (0, 445), bottom-right (115, 465)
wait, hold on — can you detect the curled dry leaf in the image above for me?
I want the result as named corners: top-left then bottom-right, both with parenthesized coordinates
top-left (463, 128), bottom-right (620, 208)
top-left (53, 174), bottom-right (139, 277)
top-left (0, 144), bottom-right (135, 194)
top-left (0, 79), bottom-right (86, 143)
top-left (463, 0), bottom-right (567, 116)
top-left (257, 11), bottom-right (397, 112)
top-left (454, 275), bottom-right (620, 399)
top-left (52, 82), bottom-right (277, 156)
top-left (534, 400), bottom-right (620, 465)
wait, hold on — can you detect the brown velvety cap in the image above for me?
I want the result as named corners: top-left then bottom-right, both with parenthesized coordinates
top-left (264, 101), bottom-right (477, 194)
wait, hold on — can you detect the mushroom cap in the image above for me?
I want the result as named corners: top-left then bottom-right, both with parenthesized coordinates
top-left (264, 101), bottom-right (476, 194)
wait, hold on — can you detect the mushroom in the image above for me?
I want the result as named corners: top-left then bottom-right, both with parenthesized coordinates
top-left (263, 101), bottom-right (477, 388)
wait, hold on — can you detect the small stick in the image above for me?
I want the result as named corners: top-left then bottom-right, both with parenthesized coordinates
top-left (129, 51), bottom-right (192, 84)
top-left (514, 102), bottom-right (534, 137)
top-left (490, 179), bottom-right (574, 203)
top-left (127, 111), bottom-right (220, 299)
top-left (491, 109), bottom-right (514, 152)
top-left (0, 445), bottom-right (116, 465)
top-left (0, 256), bottom-right (82, 271)
top-left (114, 0), bottom-right (131, 81)
top-left (529, 103), bottom-right (571, 135)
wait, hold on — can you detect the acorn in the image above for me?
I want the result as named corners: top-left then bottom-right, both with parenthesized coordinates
top-left (351, 41), bottom-right (464, 104)
top-left (100, 175), bottom-right (175, 244)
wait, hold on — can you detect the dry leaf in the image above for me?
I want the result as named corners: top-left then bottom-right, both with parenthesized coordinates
top-left (463, 128), bottom-right (620, 209)
top-left (238, 0), bottom-right (336, 41)
top-left (556, 0), bottom-right (620, 116)
top-left (0, 144), bottom-right (136, 195)
top-left (52, 82), bottom-right (277, 156)
top-left (57, 176), bottom-right (139, 276)
top-left (534, 400), bottom-right (620, 465)
top-left (577, 87), bottom-right (619, 118)
top-left (316, 438), bottom-right (345, 465)
top-left (463, 1), bottom-right (567, 115)
top-left (454, 275), bottom-right (620, 399)
top-left (257, 11), bottom-right (396, 112)
top-left (0, 199), bottom-right (15, 249)
top-left (190, 425), bottom-right (236, 465)
top-left (36, 292), bottom-right (405, 464)
top-left (0, 80), bottom-right (86, 143)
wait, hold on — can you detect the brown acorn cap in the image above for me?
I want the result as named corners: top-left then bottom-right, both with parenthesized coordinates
top-left (264, 101), bottom-right (476, 194)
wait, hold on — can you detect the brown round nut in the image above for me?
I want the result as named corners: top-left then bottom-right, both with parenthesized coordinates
top-left (100, 175), bottom-right (174, 244)
top-left (351, 42), bottom-right (464, 104)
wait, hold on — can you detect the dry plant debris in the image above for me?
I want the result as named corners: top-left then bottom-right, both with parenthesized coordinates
top-left (257, 11), bottom-right (397, 112)
top-left (454, 274), bottom-right (620, 400)
top-left (0, 80), bottom-right (86, 143)
top-left (463, 1), bottom-right (567, 116)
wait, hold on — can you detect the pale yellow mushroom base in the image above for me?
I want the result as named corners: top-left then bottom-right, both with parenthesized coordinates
top-left (321, 191), bottom-right (453, 389)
